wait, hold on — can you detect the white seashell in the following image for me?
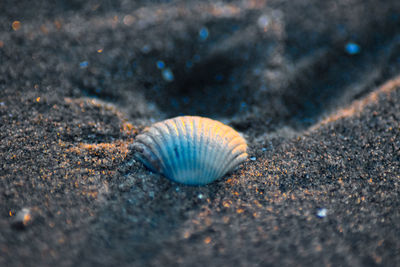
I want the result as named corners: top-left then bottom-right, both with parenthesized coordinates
top-left (132, 116), bottom-right (248, 185)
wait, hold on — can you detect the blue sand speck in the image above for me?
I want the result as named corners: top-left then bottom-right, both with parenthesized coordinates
top-left (199, 27), bottom-right (209, 41)
top-left (156, 60), bottom-right (165, 69)
top-left (345, 42), bottom-right (360, 55)
top-left (79, 61), bottom-right (88, 68)
top-left (162, 68), bottom-right (174, 82)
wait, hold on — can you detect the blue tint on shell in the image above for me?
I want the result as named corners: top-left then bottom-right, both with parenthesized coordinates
top-left (132, 116), bottom-right (248, 185)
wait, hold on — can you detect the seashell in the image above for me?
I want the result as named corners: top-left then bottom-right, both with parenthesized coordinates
top-left (132, 116), bottom-right (247, 185)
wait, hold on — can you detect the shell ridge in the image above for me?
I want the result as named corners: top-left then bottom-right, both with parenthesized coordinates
top-left (209, 123), bottom-right (233, 180)
top-left (143, 128), bottom-right (174, 176)
top-left (163, 120), bottom-right (181, 182)
top-left (189, 117), bottom-right (200, 181)
top-left (214, 136), bottom-right (247, 178)
top-left (151, 124), bottom-right (177, 179)
top-left (134, 133), bottom-right (167, 170)
top-left (132, 139), bottom-right (163, 173)
top-left (217, 144), bottom-right (247, 178)
top-left (222, 143), bottom-right (247, 166)
top-left (132, 116), bottom-right (247, 185)
top-left (200, 119), bottom-right (213, 184)
top-left (207, 131), bottom-right (225, 180)
top-left (183, 117), bottom-right (194, 182)
top-left (209, 121), bottom-right (231, 182)
top-left (168, 118), bottom-right (187, 181)
top-left (211, 125), bottom-right (238, 179)
top-left (203, 120), bottom-right (221, 183)
top-left (174, 118), bottom-right (189, 183)
top-left (186, 117), bottom-right (196, 180)
top-left (197, 117), bottom-right (207, 184)
top-left (154, 123), bottom-right (179, 173)
top-left (207, 124), bottom-right (222, 180)
top-left (191, 117), bottom-right (198, 178)
top-left (182, 117), bottom-right (196, 184)
top-left (224, 153), bottom-right (248, 175)
top-left (186, 117), bottom-right (201, 183)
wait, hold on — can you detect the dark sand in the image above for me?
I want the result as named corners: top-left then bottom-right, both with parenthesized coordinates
top-left (1, 0), bottom-right (399, 266)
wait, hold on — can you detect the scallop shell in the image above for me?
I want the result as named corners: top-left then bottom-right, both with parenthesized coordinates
top-left (132, 116), bottom-right (247, 185)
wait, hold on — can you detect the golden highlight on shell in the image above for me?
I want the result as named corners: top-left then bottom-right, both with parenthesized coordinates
top-left (132, 116), bottom-right (248, 185)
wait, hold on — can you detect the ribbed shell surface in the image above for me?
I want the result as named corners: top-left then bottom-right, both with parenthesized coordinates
top-left (132, 116), bottom-right (248, 185)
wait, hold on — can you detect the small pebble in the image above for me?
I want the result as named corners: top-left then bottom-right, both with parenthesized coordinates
top-left (250, 157), bottom-right (256, 161)
top-left (12, 208), bottom-right (32, 229)
top-left (316, 208), bottom-right (327, 218)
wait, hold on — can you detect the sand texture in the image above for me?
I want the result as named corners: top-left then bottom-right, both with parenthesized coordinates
top-left (1, 1), bottom-right (399, 266)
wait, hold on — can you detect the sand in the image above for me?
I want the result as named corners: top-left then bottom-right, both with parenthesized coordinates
top-left (1, 0), bottom-right (399, 266)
